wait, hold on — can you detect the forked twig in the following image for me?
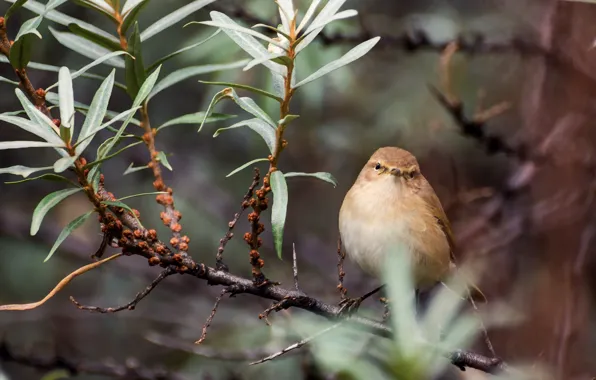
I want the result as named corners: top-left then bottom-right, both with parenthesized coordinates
top-left (249, 323), bottom-right (343, 365)
top-left (195, 288), bottom-right (229, 344)
top-left (70, 267), bottom-right (175, 313)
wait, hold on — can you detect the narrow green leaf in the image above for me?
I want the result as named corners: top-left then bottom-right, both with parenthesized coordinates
top-left (71, 0), bottom-right (117, 21)
top-left (6, 0), bottom-right (115, 40)
top-left (53, 156), bottom-right (78, 173)
top-left (67, 23), bottom-right (121, 51)
top-left (199, 80), bottom-right (283, 103)
top-left (75, 69), bottom-right (116, 155)
top-left (0, 141), bottom-right (63, 150)
top-left (140, 0), bottom-right (217, 41)
top-left (148, 60), bottom-right (249, 100)
top-left (122, 0), bottom-right (147, 15)
top-left (284, 172), bottom-right (338, 187)
top-left (270, 170), bottom-right (288, 259)
top-left (123, 162), bottom-right (149, 175)
top-left (0, 56), bottom-right (126, 89)
top-left (49, 27), bottom-right (125, 68)
top-left (0, 113), bottom-right (62, 145)
top-left (46, 92), bottom-right (141, 126)
top-left (0, 165), bottom-right (52, 178)
top-left (279, 114), bottom-right (299, 127)
top-left (243, 52), bottom-right (287, 72)
top-left (293, 37), bottom-right (380, 88)
top-left (5, 0), bottom-right (29, 23)
top-left (156, 112), bottom-right (235, 132)
top-left (83, 141), bottom-right (143, 169)
top-left (156, 151), bottom-right (172, 171)
top-left (101, 200), bottom-right (143, 228)
top-left (46, 50), bottom-right (128, 92)
top-left (45, 0), bottom-right (68, 11)
top-left (198, 89), bottom-right (228, 132)
top-left (224, 88), bottom-right (277, 127)
top-left (194, 19), bottom-right (286, 49)
top-left (9, 33), bottom-right (39, 69)
top-left (96, 65), bottom-right (161, 163)
top-left (44, 210), bottom-right (94, 262)
top-left (147, 29), bottom-right (221, 73)
top-left (121, 0), bottom-right (150, 34)
top-left (5, 172), bottom-right (73, 184)
top-left (118, 191), bottom-right (167, 201)
top-left (0, 76), bottom-right (20, 85)
top-left (226, 158), bottom-right (268, 177)
top-left (14, 15), bottom-right (42, 41)
top-left (296, 0), bottom-right (322, 33)
top-left (58, 67), bottom-right (75, 137)
top-left (125, 22), bottom-right (146, 99)
top-left (31, 188), bottom-right (82, 235)
top-left (305, 9), bottom-right (358, 32)
top-left (276, 0), bottom-right (294, 34)
top-left (251, 24), bottom-right (291, 41)
top-left (296, 0), bottom-right (346, 53)
top-left (213, 118), bottom-right (276, 153)
top-left (207, 12), bottom-right (285, 75)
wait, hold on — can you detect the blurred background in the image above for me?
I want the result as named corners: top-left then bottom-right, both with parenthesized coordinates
top-left (1, 0), bottom-right (596, 379)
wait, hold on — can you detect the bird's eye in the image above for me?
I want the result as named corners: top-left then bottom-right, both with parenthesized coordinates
top-left (374, 162), bottom-right (381, 171)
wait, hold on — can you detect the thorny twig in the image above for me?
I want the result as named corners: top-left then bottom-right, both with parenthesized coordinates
top-left (69, 267), bottom-right (175, 313)
top-left (216, 169), bottom-right (260, 271)
top-left (249, 323), bottom-right (343, 366)
top-left (336, 236), bottom-right (347, 300)
top-left (195, 288), bottom-right (229, 344)
top-left (0, 340), bottom-right (187, 380)
top-left (292, 243), bottom-right (301, 293)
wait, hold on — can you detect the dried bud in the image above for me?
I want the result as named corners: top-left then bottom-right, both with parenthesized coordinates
top-left (99, 174), bottom-right (105, 184)
top-left (267, 155), bottom-right (273, 162)
top-left (52, 119), bottom-right (61, 127)
top-left (173, 210), bottom-right (182, 220)
top-left (138, 241), bottom-right (149, 250)
top-left (180, 235), bottom-right (190, 244)
top-left (167, 187), bottom-right (173, 195)
top-left (257, 258), bottom-right (265, 268)
top-left (257, 238), bottom-right (263, 248)
top-left (281, 139), bottom-right (288, 148)
top-left (247, 212), bottom-right (259, 222)
top-left (249, 198), bottom-right (257, 207)
top-left (255, 190), bottom-right (265, 199)
top-left (133, 229), bottom-right (143, 239)
top-left (243, 232), bottom-right (252, 243)
top-left (147, 229), bottom-right (157, 240)
top-left (170, 237), bottom-right (179, 247)
top-left (173, 253), bottom-right (183, 263)
top-left (257, 223), bottom-right (265, 234)
top-left (35, 88), bottom-right (46, 98)
top-left (170, 223), bottom-right (182, 233)
top-left (177, 265), bottom-right (189, 273)
top-left (123, 230), bottom-right (133, 239)
top-left (179, 242), bottom-right (189, 251)
top-left (142, 132), bottom-right (151, 143)
top-left (249, 249), bottom-right (260, 259)
top-left (155, 244), bottom-right (165, 255)
top-left (148, 256), bottom-right (160, 266)
top-left (132, 209), bottom-right (140, 218)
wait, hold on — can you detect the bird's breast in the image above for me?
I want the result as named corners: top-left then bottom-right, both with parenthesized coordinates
top-left (338, 181), bottom-right (450, 289)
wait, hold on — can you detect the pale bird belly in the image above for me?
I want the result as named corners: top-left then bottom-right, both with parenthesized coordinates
top-left (339, 194), bottom-right (450, 290)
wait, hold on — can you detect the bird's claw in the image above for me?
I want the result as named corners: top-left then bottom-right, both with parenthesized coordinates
top-left (337, 297), bottom-right (363, 317)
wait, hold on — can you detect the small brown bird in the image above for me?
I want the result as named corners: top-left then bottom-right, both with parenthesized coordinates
top-left (339, 146), bottom-right (483, 299)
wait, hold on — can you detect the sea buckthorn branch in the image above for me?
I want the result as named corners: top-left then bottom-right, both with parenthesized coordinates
top-left (111, 8), bottom-right (186, 257)
top-left (216, 168), bottom-right (261, 271)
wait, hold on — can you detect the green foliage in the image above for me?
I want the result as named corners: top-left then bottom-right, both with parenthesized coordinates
top-left (270, 170), bottom-right (288, 259)
top-left (44, 209), bottom-right (94, 262)
top-left (125, 22), bottom-right (147, 99)
top-left (284, 172), bottom-right (337, 187)
top-left (30, 188), bottom-right (82, 236)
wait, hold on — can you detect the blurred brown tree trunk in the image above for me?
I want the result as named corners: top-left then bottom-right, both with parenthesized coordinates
top-left (500, 1), bottom-right (596, 379)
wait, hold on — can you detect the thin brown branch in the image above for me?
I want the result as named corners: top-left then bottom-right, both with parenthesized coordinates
top-left (70, 267), bottom-right (175, 313)
top-left (0, 340), bottom-right (187, 380)
top-left (249, 323), bottom-right (343, 366)
top-left (195, 288), bottom-right (228, 344)
top-left (292, 243), bottom-right (301, 293)
top-left (336, 236), bottom-right (347, 300)
top-left (216, 169), bottom-right (260, 271)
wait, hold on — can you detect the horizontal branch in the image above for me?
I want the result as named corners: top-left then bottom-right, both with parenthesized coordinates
top-left (0, 340), bottom-right (187, 380)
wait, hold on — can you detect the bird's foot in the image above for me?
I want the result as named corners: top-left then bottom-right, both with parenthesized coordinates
top-left (337, 296), bottom-right (363, 317)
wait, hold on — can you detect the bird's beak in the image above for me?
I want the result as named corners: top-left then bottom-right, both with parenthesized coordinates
top-left (389, 168), bottom-right (401, 176)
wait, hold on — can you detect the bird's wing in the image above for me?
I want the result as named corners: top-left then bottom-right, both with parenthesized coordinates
top-left (416, 176), bottom-right (457, 261)
top-left (416, 175), bottom-right (486, 302)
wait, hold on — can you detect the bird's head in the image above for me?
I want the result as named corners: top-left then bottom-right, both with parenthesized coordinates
top-left (357, 147), bottom-right (421, 188)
